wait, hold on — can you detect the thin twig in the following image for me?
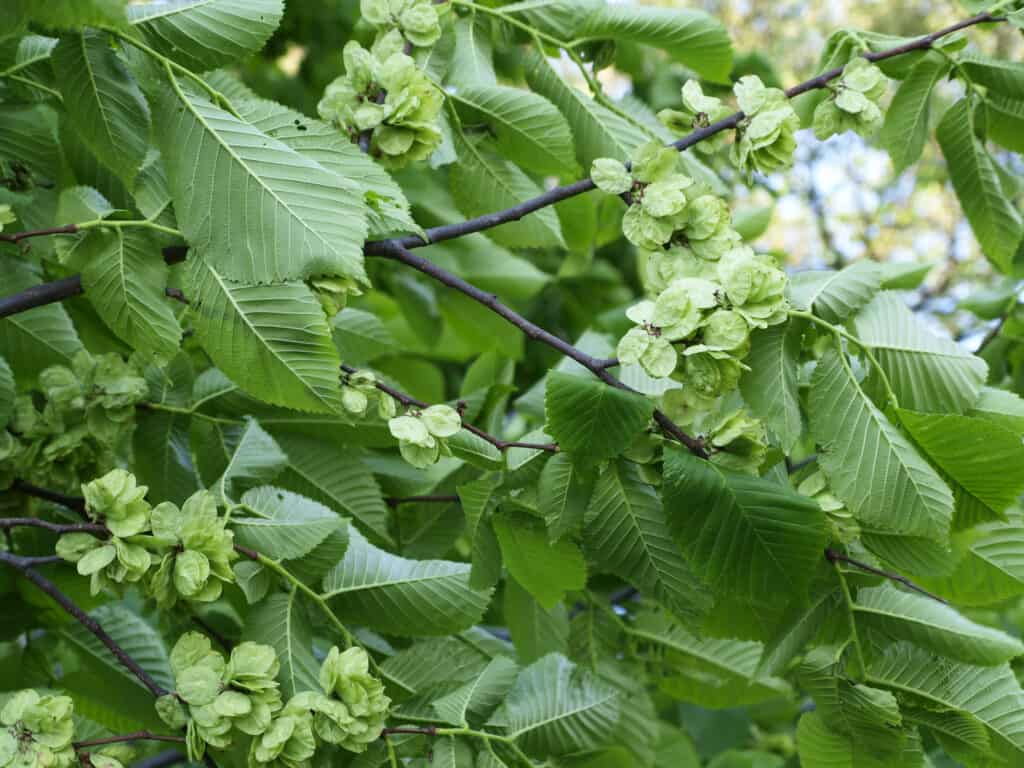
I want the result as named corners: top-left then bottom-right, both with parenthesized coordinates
top-left (0, 224), bottom-right (78, 243)
top-left (378, 243), bottom-right (707, 456)
top-left (74, 733), bottom-right (185, 750)
top-left (0, 517), bottom-right (107, 535)
top-left (341, 363), bottom-right (559, 453)
top-left (0, 551), bottom-right (169, 696)
top-left (825, 548), bottom-right (948, 604)
top-left (385, 494), bottom-right (461, 507)
top-left (10, 480), bottom-right (88, 515)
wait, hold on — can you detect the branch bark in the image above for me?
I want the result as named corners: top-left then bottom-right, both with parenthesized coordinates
top-left (0, 550), bottom-right (169, 697)
top-left (825, 548), bottom-right (948, 604)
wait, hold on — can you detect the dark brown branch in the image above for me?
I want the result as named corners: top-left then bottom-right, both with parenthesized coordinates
top-left (378, 243), bottom-right (707, 456)
top-left (385, 494), bottom-right (460, 507)
top-left (0, 517), bottom-right (107, 535)
top-left (10, 479), bottom-right (88, 514)
top-left (382, 727), bottom-right (437, 736)
top-left (342, 363), bottom-right (559, 453)
top-left (0, 224), bottom-right (78, 243)
top-left (74, 733), bottom-right (185, 750)
top-left (0, 550), bottom-right (169, 696)
top-left (825, 548), bottom-right (948, 604)
top-left (0, 13), bottom-right (1002, 322)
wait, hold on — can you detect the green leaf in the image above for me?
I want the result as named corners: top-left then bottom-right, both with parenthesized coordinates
top-left (227, 91), bottom-right (419, 239)
top-left (22, 0), bottom-right (127, 29)
top-left (155, 87), bottom-right (368, 284)
top-left (505, 578), bottom-right (569, 664)
top-left (234, 486), bottom-right (346, 561)
top-left (854, 583), bottom-right (1024, 665)
top-left (579, 6), bottom-right (733, 83)
top-left (0, 355), bottom-right (13, 429)
top-left (213, 417), bottom-right (286, 502)
top-left (757, 587), bottom-right (840, 677)
top-left (273, 433), bottom-right (390, 543)
top-left (797, 711), bottom-right (923, 768)
top-left (854, 293), bottom-right (987, 414)
top-left (0, 260), bottom-right (83, 384)
top-left (451, 86), bottom-right (575, 176)
top-left (662, 446), bottom-right (826, 602)
top-left (501, 0), bottom-right (602, 41)
top-left (787, 261), bottom-right (882, 323)
top-left (627, 610), bottom-right (791, 708)
top-left (879, 52), bottom-right (950, 174)
top-left (447, 16), bottom-right (496, 90)
top-left (331, 308), bottom-right (396, 366)
top-left (732, 206), bottom-right (774, 242)
top-left (449, 134), bottom-right (565, 249)
top-left (898, 409), bottom-right (1024, 525)
top-left (52, 31), bottom-right (150, 184)
top-left (186, 259), bottom-right (346, 414)
top-left (242, 591), bottom-right (321, 698)
top-left (322, 527), bottom-right (492, 636)
top-left (585, 459), bottom-right (710, 621)
top-left (959, 53), bottom-right (1024, 98)
top-left (985, 93), bottom-right (1024, 153)
top-left (490, 653), bottom-right (620, 756)
top-left (433, 656), bottom-right (519, 727)
top-left (524, 50), bottom-right (649, 167)
top-left (132, 410), bottom-right (200, 506)
top-left (969, 386), bottom-right (1024, 435)
top-left (538, 453), bottom-right (592, 542)
top-left (866, 641), bottom-right (1024, 759)
top-left (809, 349), bottom-right (953, 543)
top-left (457, 475), bottom-right (503, 591)
top-left (920, 517), bottom-right (1024, 607)
top-left (494, 513), bottom-right (586, 610)
top-left (78, 228), bottom-right (182, 360)
top-left (937, 98), bottom-right (1023, 272)
top-left (127, 0), bottom-right (283, 72)
top-left (544, 371), bottom-right (654, 468)
top-left (739, 320), bottom-right (803, 451)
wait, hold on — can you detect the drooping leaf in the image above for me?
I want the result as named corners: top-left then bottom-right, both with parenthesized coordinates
top-left (662, 447), bottom-right (826, 603)
top-left (449, 134), bottom-right (565, 249)
top-left (524, 51), bottom-right (649, 168)
top-left (186, 259), bottom-right (346, 414)
top-left (493, 513), bottom-right (586, 610)
top-left (0, 356), bottom-right (13, 429)
top-left (797, 711), bottom-right (923, 768)
top-left (959, 54), bottom-right (1024, 99)
top-left (937, 98), bottom-right (1023, 273)
top-left (739, 320), bottom-right (803, 451)
top-left (126, 0), bottom-right (284, 73)
top-left (579, 5), bottom-right (733, 83)
top-left (78, 228), bottom-right (182, 360)
top-left (538, 453), bottom-right (592, 542)
top-left (234, 486), bottom-right (346, 561)
top-left (213, 417), bottom-right (286, 502)
top-left (505, 578), bottom-right (569, 665)
top-left (854, 583), bottom-right (1024, 665)
top-left (490, 653), bottom-right (621, 757)
top-left (155, 87), bottom-right (368, 284)
top-left (920, 517), bottom-right (1024, 607)
top-left (879, 52), bottom-right (950, 174)
top-left (451, 85), bottom-right (576, 176)
top-left (458, 475), bottom-right (503, 591)
top-left (545, 371), bottom-right (654, 468)
top-left (0, 260), bottom-right (83, 384)
top-left (628, 610), bottom-right (791, 708)
top-left (854, 293), bottom-right (987, 414)
top-left (809, 349), bottom-right (953, 543)
top-left (787, 261), bottom-right (882, 323)
top-left (585, 459), bottom-right (710, 621)
top-left (242, 591), bottom-right (321, 698)
top-left (322, 528), bottom-right (492, 636)
top-left (866, 642), bottom-right (1024, 759)
top-left (447, 16), bottom-right (496, 90)
top-left (273, 433), bottom-right (390, 543)
top-left (433, 656), bottom-right (519, 727)
top-left (898, 409), bottom-right (1024, 525)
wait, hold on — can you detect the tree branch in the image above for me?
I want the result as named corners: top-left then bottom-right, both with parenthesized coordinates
top-left (825, 548), bottom-right (948, 604)
top-left (378, 243), bottom-right (708, 456)
top-left (341, 363), bottom-right (559, 453)
top-left (10, 479), bottom-right (89, 515)
top-left (0, 224), bottom-right (79, 243)
top-left (0, 517), bottom-right (107, 536)
top-left (74, 733), bottom-right (185, 750)
top-left (0, 550), bottom-right (169, 696)
top-left (385, 494), bottom-right (460, 507)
